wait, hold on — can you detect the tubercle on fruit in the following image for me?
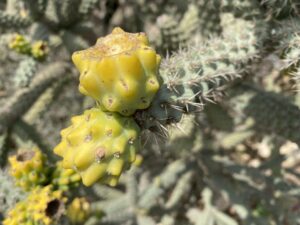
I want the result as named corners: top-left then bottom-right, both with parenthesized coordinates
top-left (72, 27), bottom-right (161, 116)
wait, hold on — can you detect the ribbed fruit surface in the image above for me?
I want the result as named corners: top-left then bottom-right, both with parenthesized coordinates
top-left (51, 161), bottom-right (81, 191)
top-left (72, 27), bottom-right (161, 116)
top-left (54, 107), bottom-right (140, 186)
top-left (67, 197), bottom-right (91, 224)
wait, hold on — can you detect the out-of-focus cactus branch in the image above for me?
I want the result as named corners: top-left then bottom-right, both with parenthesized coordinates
top-left (0, 62), bottom-right (71, 133)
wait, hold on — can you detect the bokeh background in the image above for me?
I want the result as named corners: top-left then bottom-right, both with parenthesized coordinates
top-left (0, 0), bottom-right (300, 224)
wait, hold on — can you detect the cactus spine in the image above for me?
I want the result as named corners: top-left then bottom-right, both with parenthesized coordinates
top-left (136, 14), bottom-right (266, 133)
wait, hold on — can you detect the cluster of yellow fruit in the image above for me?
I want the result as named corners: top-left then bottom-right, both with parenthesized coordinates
top-left (5, 147), bottom-right (85, 224)
top-left (51, 161), bottom-right (81, 191)
top-left (8, 147), bottom-right (81, 192)
top-left (9, 34), bottom-right (49, 60)
top-left (8, 147), bottom-right (50, 191)
top-left (54, 27), bottom-right (161, 186)
top-left (67, 197), bottom-right (91, 224)
top-left (3, 185), bottom-right (65, 225)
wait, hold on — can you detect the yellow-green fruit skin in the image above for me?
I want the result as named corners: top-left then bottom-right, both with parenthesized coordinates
top-left (53, 108), bottom-right (141, 186)
top-left (67, 197), bottom-right (90, 224)
top-left (9, 34), bottom-right (31, 54)
top-left (51, 161), bottom-right (81, 191)
top-left (3, 185), bottom-right (65, 225)
top-left (31, 41), bottom-right (49, 60)
top-left (72, 27), bottom-right (161, 116)
top-left (9, 147), bottom-right (50, 191)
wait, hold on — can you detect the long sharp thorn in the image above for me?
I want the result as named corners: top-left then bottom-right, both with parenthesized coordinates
top-left (176, 123), bottom-right (187, 135)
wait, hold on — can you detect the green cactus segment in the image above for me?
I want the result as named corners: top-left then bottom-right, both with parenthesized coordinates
top-left (0, 62), bottom-right (70, 133)
top-left (44, 0), bottom-right (98, 28)
top-left (89, 160), bottom-right (191, 223)
top-left (14, 58), bottom-right (37, 88)
top-left (197, 0), bottom-right (222, 37)
top-left (156, 4), bottom-right (199, 53)
top-left (79, 0), bottom-right (99, 17)
top-left (24, 78), bottom-right (67, 125)
top-left (23, 0), bottom-right (48, 19)
top-left (59, 0), bottom-right (81, 26)
top-left (221, 0), bottom-right (262, 19)
top-left (261, 0), bottom-right (300, 18)
top-left (54, 108), bottom-right (141, 186)
top-left (45, 0), bottom-right (81, 27)
top-left (138, 160), bottom-right (189, 210)
top-left (61, 30), bottom-right (90, 53)
top-left (227, 84), bottom-right (300, 145)
top-left (136, 15), bottom-right (266, 132)
top-left (156, 14), bottom-right (188, 53)
top-left (164, 171), bottom-right (193, 210)
top-left (280, 32), bottom-right (300, 69)
top-left (178, 4), bottom-right (199, 39)
top-left (0, 11), bottom-right (31, 28)
top-left (275, 24), bottom-right (300, 93)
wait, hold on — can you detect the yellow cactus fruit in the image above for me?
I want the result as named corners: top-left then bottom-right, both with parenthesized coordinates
top-left (9, 34), bottom-right (31, 55)
top-left (31, 40), bottom-right (49, 60)
top-left (3, 185), bottom-right (66, 225)
top-left (72, 27), bottom-right (161, 116)
top-left (51, 161), bottom-right (81, 191)
top-left (133, 154), bottom-right (143, 167)
top-left (67, 197), bottom-right (91, 224)
top-left (54, 108), bottom-right (141, 186)
top-left (9, 147), bottom-right (50, 191)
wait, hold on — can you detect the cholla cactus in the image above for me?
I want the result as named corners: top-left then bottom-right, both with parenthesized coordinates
top-left (135, 14), bottom-right (265, 133)
top-left (2, 1), bottom-right (300, 225)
